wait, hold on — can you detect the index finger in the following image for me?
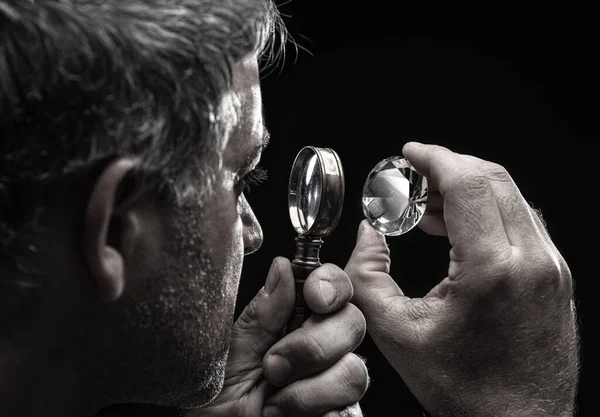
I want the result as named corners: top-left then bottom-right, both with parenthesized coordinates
top-left (402, 142), bottom-right (512, 265)
top-left (303, 263), bottom-right (354, 315)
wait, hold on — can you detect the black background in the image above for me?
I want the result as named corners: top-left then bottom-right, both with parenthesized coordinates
top-left (238, 1), bottom-right (597, 416)
top-left (99, 2), bottom-right (597, 416)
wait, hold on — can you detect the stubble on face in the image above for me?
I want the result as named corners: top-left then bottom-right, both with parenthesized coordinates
top-left (109, 202), bottom-right (241, 409)
top-left (106, 56), bottom-right (262, 409)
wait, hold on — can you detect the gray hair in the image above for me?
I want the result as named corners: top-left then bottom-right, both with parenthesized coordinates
top-left (0, 0), bottom-right (286, 244)
top-left (0, 0), bottom-right (287, 326)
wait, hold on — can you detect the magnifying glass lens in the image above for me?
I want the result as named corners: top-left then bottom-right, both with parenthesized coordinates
top-left (288, 146), bottom-right (344, 236)
top-left (362, 156), bottom-right (428, 236)
top-left (298, 153), bottom-right (322, 231)
top-left (286, 146), bottom-right (344, 333)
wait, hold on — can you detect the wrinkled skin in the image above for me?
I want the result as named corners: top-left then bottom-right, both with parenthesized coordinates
top-left (345, 142), bottom-right (579, 417)
top-left (194, 258), bottom-right (368, 417)
top-left (183, 56), bottom-right (370, 417)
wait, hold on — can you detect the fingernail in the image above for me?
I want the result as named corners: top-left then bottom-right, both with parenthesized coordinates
top-left (264, 260), bottom-right (280, 294)
top-left (265, 354), bottom-right (291, 386)
top-left (319, 280), bottom-right (336, 305)
top-left (263, 405), bottom-right (282, 417)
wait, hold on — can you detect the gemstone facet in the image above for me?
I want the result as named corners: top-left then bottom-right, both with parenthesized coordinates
top-left (361, 157), bottom-right (428, 236)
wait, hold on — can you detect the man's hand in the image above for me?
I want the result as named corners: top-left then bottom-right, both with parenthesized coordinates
top-left (345, 143), bottom-right (579, 417)
top-left (194, 257), bottom-right (368, 417)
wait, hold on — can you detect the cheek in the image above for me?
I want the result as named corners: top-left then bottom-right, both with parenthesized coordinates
top-left (162, 202), bottom-right (245, 350)
top-left (221, 211), bottom-right (245, 295)
top-left (209, 197), bottom-right (245, 297)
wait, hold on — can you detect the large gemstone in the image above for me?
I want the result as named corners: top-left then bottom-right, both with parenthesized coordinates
top-left (361, 156), bottom-right (428, 236)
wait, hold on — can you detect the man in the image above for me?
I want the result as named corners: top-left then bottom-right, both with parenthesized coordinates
top-left (1, 1), bottom-right (368, 416)
top-left (0, 1), bottom-right (578, 417)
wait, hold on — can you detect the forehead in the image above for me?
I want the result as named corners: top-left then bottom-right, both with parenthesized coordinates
top-left (234, 55), bottom-right (261, 95)
top-left (225, 55), bottom-right (265, 166)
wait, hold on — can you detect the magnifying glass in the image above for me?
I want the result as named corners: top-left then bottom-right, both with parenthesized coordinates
top-left (285, 148), bottom-right (428, 417)
top-left (285, 150), bottom-right (427, 333)
top-left (286, 146), bottom-right (345, 333)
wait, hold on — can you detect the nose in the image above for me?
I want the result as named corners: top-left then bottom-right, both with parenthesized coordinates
top-left (239, 194), bottom-right (263, 255)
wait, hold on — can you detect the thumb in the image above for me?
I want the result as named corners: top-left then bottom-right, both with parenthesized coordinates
top-left (346, 221), bottom-right (445, 363)
top-left (345, 220), bottom-right (404, 306)
top-left (229, 257), bottom-right (295, 366)
top-left (344, 220), bottom-right (410, 333)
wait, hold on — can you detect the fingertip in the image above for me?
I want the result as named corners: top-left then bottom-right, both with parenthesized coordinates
top-left (358, 219), bottom-right (375, 238)
top-left (263, 353), bottom-right (292, 387)
top-left (402, 140), bottom-right (425, 157)
top-left (270, 256), bottom-right (294, 288)
top-left (357, 220), bottom-right (387, 250)
top-left (304, 264), bottom-right (353, 314)
top-left (345, 224), bottom-right (400, 311)
top-left (402, 142), bottom-right (452, 180)
top-left (260, 257), bottom-right (295, 323)
top-left (358, 218), bottom-right (375, 235)
top-left (272, 256), bottom-right (291, 270)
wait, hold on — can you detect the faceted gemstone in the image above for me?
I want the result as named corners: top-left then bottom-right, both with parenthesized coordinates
top-left (361, 157), bottom-right (428, 236)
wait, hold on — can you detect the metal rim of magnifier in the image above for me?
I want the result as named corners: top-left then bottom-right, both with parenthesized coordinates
top-left (288, 146), bottom-right (345, 237)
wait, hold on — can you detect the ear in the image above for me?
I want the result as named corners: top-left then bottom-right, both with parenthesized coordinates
top-left (84, 157), bottom-right (143, 302)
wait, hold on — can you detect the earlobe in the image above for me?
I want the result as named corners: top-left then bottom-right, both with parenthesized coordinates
top-left (84, 157), bottom-right (140, 302)
top-left (97, 247), bottom-right (125, 301)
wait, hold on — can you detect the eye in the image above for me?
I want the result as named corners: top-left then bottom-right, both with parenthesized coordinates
top-left (239, 166), bottom-right (268, 194)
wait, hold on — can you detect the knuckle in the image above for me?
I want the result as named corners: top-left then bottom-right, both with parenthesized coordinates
top-left (482, 162), bottom-right (512, 184)
top-left (343, 304), bottom-right (367, 346)
top-left (232, 299), bottom-right (270, 355)
top-left (339, 353), bottom-right (369, 400)
top-left (281, 385), bottom-right (311, 415)
top-left (347, 246), bottom-right (390, 277)
top-left (398, 299), bottom-right (438, 350)
top-left (235, 298), bottom-right (258, 331)
top-left (510, 245), bottom-right (573, 298)
top-left (560, 259), bottom-right (573, 288)
top-left (539, 255), bottom-right (563, 281)
top-left (302, 329), bottom-right (330, 364)
top-left (452, 168), bottom-right (490, 197)
top-left (527, 250), bottom-right (569, 289)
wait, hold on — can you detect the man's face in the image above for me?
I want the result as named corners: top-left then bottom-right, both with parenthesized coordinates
top-left (110, 56), bottom-right (266, 408)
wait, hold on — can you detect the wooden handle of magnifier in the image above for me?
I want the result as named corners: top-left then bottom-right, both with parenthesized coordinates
top-left (286, 236), bottom-right (322, 334)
